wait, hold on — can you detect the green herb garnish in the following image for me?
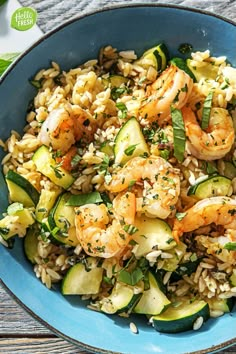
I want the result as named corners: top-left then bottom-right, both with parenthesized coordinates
top-left (201, 91), bottom-right (214, 130)
top-left (66, 191), bottom-right (103, 206)
top-left (116, 102), bottom-right (128, 119)
top-left (178, 43), bottom-right (193, 54)
top-left (118, 267), bottom-right (144, 286)
top-left (124, 144), bottom-right (138, 156)
top-left (123, 224), bottom-right (139, 235)
top-left (30, 80), bottom-right (42, 89)
top-left (223, 242), bottom-right (236, 251)
top-left (171, 106), bottom-right (186, 162)
top-left (175, 212), bottom-right (187, 221)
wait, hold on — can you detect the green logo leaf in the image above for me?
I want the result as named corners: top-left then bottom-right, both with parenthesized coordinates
top-left (11, 7), bottom-right (37, 31)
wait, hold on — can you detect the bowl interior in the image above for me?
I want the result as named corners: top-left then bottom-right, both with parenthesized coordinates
top-left (0, 5), bottom-right (236, 354)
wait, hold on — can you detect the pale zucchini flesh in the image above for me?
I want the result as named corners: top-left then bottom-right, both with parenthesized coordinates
top-left (186, 59), bottom-right (219, 82)
top-left (135, 43), bottom-right (169, 71)
top-left (35, 188), bottom-right (62, 223)
top-left (133, 271), bottom-right (170, 315)
top-left (6, 170), bottom-right (40, 207)
top-left (0, 207), bottom-right (35, 240)
top-left (132, 215), bottom-right (176, 258)
top-left (114, 117), bottom-right (149, 165)
top-left (188, 175), bottom-right (232, 199)
top-left (62, 261), bottom-right (103, 295)
top-left (32, 145), bottom-right (75, 189)
top-left (100, 282), bottom-right (141, 314)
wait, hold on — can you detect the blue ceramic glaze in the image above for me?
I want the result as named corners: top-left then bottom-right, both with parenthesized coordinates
top-left (0, 5), bottom-right (236, 354)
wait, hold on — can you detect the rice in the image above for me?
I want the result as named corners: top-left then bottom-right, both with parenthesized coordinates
top-left (129, 322), bottom-right (138, 334)
top-left (1, 44), bottom-right (236, 334)
top-left (193, 316), bottom-right (204, 331)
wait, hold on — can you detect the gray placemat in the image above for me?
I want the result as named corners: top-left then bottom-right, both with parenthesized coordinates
top-left (19, 0), bottom-right (236, 33)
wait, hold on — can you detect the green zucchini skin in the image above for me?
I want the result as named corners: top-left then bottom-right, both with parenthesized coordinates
top-left (24, 226), bottom-right (39, 264)
top-left (170, 57), bottom-right (196, 81)
top-left (100, 282), bottom-right (141, 315)
top-left (6, 170), bottom-right (40, 207)
top-left (102, 75), bottom-right (131, 88)
top-left (48, 192), bottom-right (79, 246)
top-left (132, 216), bottom-right (176, 258)
top-left (136, 43), bottom-right (169, 71)
top-left (133, 271), bottom-right (170, 315)
top-left (187, 175), bottom-right (232, 199)
top-left (152, 299), bottom-right (210, 333)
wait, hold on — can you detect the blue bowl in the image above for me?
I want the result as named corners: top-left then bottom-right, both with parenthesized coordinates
top-left (0, 4), bottom-right (236, 354)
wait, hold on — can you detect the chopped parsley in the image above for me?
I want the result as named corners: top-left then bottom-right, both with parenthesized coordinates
top-left (124, 144), bottom-right (138, 156)
top-left (223, 242), bottom-right (236, 251)
top-left (178, 43), bottom-right (193, 54)
top-left (175, 212), bottom-right (187, 221)
top-left (116, 102), bottom-right (128, 119)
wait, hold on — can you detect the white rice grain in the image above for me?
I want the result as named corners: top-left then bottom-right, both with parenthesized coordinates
top-left (129, 322), bottom-right (138, 334)
top-left (193, 316), bottom-right (204, 331)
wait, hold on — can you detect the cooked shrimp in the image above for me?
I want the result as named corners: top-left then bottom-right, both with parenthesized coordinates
top-left (139, 65), bottom-right (193, 125)
top-left (106, 156), bottom-right (180, 219)
top-left (183, 106), bottom-right (234, 161)
top-left (38, 105), bottom-right (96, 154)
top-left (172, 196), bottom-right (236, 242)
top-left (75, 191), bottom-right (136, 258)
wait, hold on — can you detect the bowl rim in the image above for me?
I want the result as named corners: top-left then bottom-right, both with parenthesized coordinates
top-left (0, 3), bottom-right (236, 354)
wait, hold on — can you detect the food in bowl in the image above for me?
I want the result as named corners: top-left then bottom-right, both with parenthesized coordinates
top-left (0, 42), bottom-right (236, 334)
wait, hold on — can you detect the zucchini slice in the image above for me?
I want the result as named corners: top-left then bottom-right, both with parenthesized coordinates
top-left (32, 145), bottom-right (75, 189)
top-left (48, 192), bottom-right (79, 246)
top-left (35, 188), bottom-right (61, 223)
top-left (208, 298), bottom-right (234, 313)
top-left (62, 258), bottom-right (103, 295)
top-left (186, 59), bottom-right (219, 82)
top-left (152, 299), bottom-right (210, 333)
top-left (132, 216), bottom-right (176, 258)
top-left (24, 226), bottom-right (39, 264)
top-left (187, 175), bottom-right (232, 199)
top-left (133, 271), bottom-right (170, 315)
top-left (170, 57), bottom-right (196, 81)
top-left (136, 43), bottom-right (169, 71)
top-left (230, 272), bottom-right (236, 287)
top-left (171, 257), bottom-right (202, 282)
top-left (0, 206), bottom-right (35, 240)
top-left (6, 170), bottom-right (39, 207)
top-left (103, 75), bottom-right (131, 88)
top-left (100, 282), bottom-right (141, 314)
top-left (162, 242), bottom-right (187, 272)
top-left (223, 161), bottom-right (236, 179)
top-left (114, 117), bottom-right (149, 165)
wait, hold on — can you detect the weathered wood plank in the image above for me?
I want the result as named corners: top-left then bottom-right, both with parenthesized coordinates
top-left (0, 338), bottom-right (88, 354)
top-left (19, 0), bottom-right (236, 33)
top-left (0, 337), bottom-right (236, 354)
top-left (0, 285), bottom-right (51, 335)
top-left (1, 283), bottom-right (236, 353)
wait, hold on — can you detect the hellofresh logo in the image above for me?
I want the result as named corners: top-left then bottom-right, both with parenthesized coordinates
top-left (11, 7), bottom-right (37, 31)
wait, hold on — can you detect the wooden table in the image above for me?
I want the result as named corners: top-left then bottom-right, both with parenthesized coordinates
top-left (1, 1), bottom-right (236, 353)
